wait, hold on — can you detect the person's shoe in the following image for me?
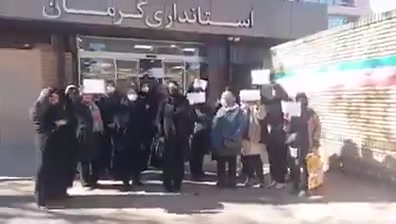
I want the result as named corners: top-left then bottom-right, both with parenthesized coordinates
top-left (253, 181), bottom-right (265, 188)
top-left (216, 182), bottom-right (226, 189)
top-left (298, 190), bottom-right (310, 197)
top-left (133, 180), bottom-right (143, 186)
top-left (243, 178), bottom-right (254, 187)
top-left (274, 183), bottom-right (286, 190)
top-left (266, 181), bottom-right (277, 189)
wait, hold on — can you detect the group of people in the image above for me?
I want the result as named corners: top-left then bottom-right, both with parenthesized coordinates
top-left (29, 76), bottom-right (321, 209)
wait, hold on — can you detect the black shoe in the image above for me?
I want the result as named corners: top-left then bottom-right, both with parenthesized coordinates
top-left (216, 182), bottom-right (226, 189)
top-left (133, 180), bottom-right (143, 186)
top-left (164, 186), bottom-right (174, 193)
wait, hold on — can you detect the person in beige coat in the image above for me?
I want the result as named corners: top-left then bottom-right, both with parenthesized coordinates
top-left (240, 101), bottom-right (267, 187)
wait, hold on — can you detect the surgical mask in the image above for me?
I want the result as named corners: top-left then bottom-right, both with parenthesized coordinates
top-left (141, 86), bottom-right (149, 93)
top-left (106, 86), bottom-right (115, 93)
top-left (127, 94), bottom-right (138, 101)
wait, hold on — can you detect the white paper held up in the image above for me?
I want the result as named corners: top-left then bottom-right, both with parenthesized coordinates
top-left (240, 89), bottom-right (261, 102)
top-left (82, 79), bottom-right (106, 94)
top-left (148, 68), bottom-right (165, 79)
top-left (251, 69), bottom-right (271, 85)
top-left (193, 78), bottom-right (208, 90)
top-left (281, 101), bottom-right (301, 117)
top-left (187, 92), bottom-right (206, 105)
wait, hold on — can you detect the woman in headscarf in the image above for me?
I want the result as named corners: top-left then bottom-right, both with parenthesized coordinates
top-left (158, 81), bottom-right (192, 192)
top-left (286, 92), bottom-right (321, 197)
top-left (211, 90), bottom-right (246, 188)
top-left (73, 92), bottom-right (104, 189)
top-left (265, 83), bottom-right (289, 190)
top-left (187, 81), bottom-right (213, 181)
top-left (105, 85), bottom-right (134, 190)
top-left (127, 83), bottom-right (155, 186)
top-left (30, 87), bottom-right (77, 208)
top-left (240, 99), bottom-right (267, 187)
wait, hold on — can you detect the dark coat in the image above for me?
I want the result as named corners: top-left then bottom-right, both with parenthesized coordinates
top-left (30, 98), bottom-right (78, 201)
top-left (73, 102), bottom-right (101, 160)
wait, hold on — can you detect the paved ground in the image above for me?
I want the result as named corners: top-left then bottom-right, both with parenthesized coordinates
top-left (1, 171), bottom-right (396, 224)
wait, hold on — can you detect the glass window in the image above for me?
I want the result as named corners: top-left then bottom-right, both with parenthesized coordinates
top-left (164, 61), bottom-right (184, 88)
top-left (328, 16), bottom-right (348, 28)
top-left (78, 36), bottom-right (206, 57)
top-left (116, 60), bottom-right (139, 92)
top-left (80, 58), bottom-right (115, 81)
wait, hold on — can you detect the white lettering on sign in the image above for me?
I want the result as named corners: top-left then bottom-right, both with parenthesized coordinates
top-left (42, 0), bottom-right (253, 29)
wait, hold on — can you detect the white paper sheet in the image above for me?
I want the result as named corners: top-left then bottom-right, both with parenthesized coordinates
top-left (239, 89), bottom-right (261, 102)
top-left (187, 92), bottom-right (206, 104)
top-left (82, 79), bottom-right (106, 94)
top-left (281, 101), bottom-right (301, 117)
top-left (193, 78), bottom-right (208, 90)
top-left (148, 68), bottom-right (165, 78)
top-left (251, 69), bottom-right (271, 85)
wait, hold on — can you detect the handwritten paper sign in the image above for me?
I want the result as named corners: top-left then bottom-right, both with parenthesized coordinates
top-left (82, 79), bottom-right (106, 94)
top-left (187, 92), bottom-right (206, 104)
top-left (239, 89), bottom-right (261, 102)
top-left (147, 68), bottom-right (165, 79)
top-left (42, 1), bottom-right (254, 29)
top-left (251, 69), bottom-right (270, 85)
top-left (193, 79), bottom-right (208, 90)
top-left (281, 101), bottom-right (301, 117)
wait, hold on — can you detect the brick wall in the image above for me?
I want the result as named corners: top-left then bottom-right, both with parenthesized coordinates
top-left (271, 10), bottom-right (396, 72)
top-left (270, 10), bottom-right (396, 184)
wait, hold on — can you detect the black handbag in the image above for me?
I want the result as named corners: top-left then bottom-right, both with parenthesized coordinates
top-left (149, 136), bottom-right (165, 168)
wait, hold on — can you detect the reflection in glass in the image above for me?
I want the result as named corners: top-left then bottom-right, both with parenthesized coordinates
top-left (185, 62), bottom-right (200, 90)
top-left (116, 60), bottom-right (139, 92)
top-left (80, 58), bottom-right (115, 81)
top-left (164, 61), bottom-right (184, 89)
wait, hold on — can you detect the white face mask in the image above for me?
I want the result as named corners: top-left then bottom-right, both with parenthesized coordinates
top-left (127, 94), bottom-right (138, 101)
top-left (106, 86), bottom-right (115, 93)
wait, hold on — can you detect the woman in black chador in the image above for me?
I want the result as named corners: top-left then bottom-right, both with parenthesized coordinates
top-left (30, 88), bottom-right (78, 208)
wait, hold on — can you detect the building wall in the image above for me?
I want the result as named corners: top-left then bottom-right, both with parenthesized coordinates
top-left (271, 10), bottom-right (396, 184)
top-left (0, 0), bottom-right (327, 39)
top-left (0, 48), bottom-right (43, 177)
top-left (328, 0), bottom-right (371, 17)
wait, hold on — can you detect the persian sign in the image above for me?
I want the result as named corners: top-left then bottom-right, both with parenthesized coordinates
top-left (43, 0), bottom-right (254, 29)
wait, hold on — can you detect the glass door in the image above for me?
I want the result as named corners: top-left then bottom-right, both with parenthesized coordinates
top-left (79, 57), bottom-right (116, 82)
top-left (164, 60), bottom-right (185, 90)
top-left (116, 59), bottom-right (138, 93)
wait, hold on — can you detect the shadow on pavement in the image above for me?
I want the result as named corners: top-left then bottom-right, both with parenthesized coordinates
top-left (1, 172), bottom-right (396, 216)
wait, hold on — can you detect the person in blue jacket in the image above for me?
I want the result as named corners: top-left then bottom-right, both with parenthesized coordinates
top-left (211, 90), bottom-right (246, 188)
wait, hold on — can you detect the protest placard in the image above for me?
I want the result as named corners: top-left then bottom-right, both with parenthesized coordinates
top-left (187, 92), bottom-right (206, 104)
top-left (251, 69), bottom-right (271, 85)
top-left (281, 101), bottom-right (301, 117)
top-left (240, 89), bottom-right (261, 102)
top-left (82, 79), bottom-right (106, 94)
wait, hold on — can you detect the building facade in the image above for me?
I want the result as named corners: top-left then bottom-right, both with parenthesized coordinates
top-left (291, 0), bottom-right (372, 28)
top-left (0, 0), bottom-right (327, 176)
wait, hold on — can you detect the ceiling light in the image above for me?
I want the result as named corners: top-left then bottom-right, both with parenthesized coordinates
top-left (183, 48), bottom-right (196, 52)
top-left (134, 44), bottom-right (153, 50)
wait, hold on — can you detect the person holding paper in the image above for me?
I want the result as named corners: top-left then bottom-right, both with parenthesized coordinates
top-left (286, 92), bottom-right (321, 197)
top-left (73, 93), bottom-right (104, 189)
top-left (211, 90), bottom-right (246, 188)
top-left (160, 81), bottom-right (193, 192)
top-left (187, 86), bottom-right (213, 181)
top-left (240, 101), bottom-right (267, 188)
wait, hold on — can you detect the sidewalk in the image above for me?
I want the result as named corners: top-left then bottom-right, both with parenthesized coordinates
top-left (0, 172), bottom-right (396, 224)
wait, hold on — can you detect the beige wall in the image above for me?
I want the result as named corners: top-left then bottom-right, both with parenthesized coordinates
top-left (0, 46), bottom-right (55, 177)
